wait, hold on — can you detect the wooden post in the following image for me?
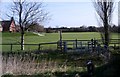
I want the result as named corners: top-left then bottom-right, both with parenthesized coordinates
top-left (59, 30), bottom-right (62, 51)
top-left (76, 39), bottom-right (77, 49)
top-left (38, 44), bottom-right (41, 51)
top-left (81, 42), bottom-right (83, 52)
top-left (91, 39), bottom-right (94, 52)
top-left (79, 42), bottom-right (82, 52)
top-left (60, 30), bottom-right (62, 41)
top-left (11, 44), bottom-right (12, 52)
top-left (88, 41), bottom-right (90, 51)
top-left (63, 42), bottom-right (67, 52)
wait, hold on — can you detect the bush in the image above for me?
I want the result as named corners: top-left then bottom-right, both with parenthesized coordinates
top-left (94, 53), bottom-right (120, 77)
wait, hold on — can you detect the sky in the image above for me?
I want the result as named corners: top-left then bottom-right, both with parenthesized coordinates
top-left (0, 0), bottom-right (119, 28)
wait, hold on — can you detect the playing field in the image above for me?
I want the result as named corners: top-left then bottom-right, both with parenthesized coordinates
top-left (1, 32), bottom-right (119, 52)
top-left (2, 32), bottom-right (119, 44)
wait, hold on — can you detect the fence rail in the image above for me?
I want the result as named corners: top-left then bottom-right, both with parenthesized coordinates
top-left (1, 39), bottom-right (120, 52)
top-left (1, 42), bottom-right (58, 52)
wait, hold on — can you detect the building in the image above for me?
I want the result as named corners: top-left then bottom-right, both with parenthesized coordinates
top-left (0, 22), bottom-right (2, 32)
top-left (0, 17), bottom-right (16, 32)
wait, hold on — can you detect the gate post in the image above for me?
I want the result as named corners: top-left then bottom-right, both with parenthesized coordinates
top-left (63, 42), bottom-right (67, 52)
top-left (76, 39), bottom-right (78, 49)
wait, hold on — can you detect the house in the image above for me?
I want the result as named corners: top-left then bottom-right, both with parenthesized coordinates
top-left (0, 17), bottom-right (16, 32)
top-left (0, 23), bottom-right (2, 32)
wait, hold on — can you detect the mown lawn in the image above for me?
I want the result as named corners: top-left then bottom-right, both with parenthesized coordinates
top-left (2, 32), bottom-right (119, 44)
top-left (1, 32), bottom-right (119, 52)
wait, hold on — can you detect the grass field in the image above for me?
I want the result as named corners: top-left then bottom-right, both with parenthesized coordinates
top-left (1, 32), bottom-right (119, 52)
top-left (2, 32), bottom-right (119, 44)
top-left (1, 32), bottom-right (120, 76)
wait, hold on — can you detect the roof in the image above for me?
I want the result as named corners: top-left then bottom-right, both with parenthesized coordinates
top-left (0, 17), bottom-right (15, 31)
top-left (1, 21), bottom-right (11, 31)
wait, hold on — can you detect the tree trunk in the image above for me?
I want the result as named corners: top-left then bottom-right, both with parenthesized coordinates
top-left (104, 18), bottom-right (109, 47)
top-left (21, 28), bottom-right (24, 50)
top-left (19, 2), bottom-right (24, 50)
top-left (103, 2), bottom-right (109, 47)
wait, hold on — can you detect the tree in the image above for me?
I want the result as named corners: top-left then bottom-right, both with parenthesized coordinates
top-left (8, 0), bottom-right (49, 50)
top-left (88, 26), bottom-right (97, 32)
top-left (93, 0), bottom-right (114, 46)
top-left (28, 23), bottom-right (44, 32)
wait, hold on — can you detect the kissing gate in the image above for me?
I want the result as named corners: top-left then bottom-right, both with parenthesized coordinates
top-left (57, 39), bottom-right (102, 54)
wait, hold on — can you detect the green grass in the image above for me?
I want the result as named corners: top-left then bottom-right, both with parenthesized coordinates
top-left (2, 52), bottom-right (120, 77)
top-left (2, 32), bottom-right (119, 44)
top-left (1, 32), bottom-right (119, 52)
top-left (1, 51), bottom-right (103, 76)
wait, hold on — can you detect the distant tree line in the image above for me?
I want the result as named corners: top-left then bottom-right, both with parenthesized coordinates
top-left (44, 25), bottom-right (119, 33)
top-left (27, 23), bottom-right (44, 32)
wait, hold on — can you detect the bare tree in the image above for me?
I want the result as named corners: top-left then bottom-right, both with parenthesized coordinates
top-left (93, 0), bottom-right (114, 47)
top-left (8, 0), bottom-right (49, 50)
top-left (28, 23), bottom-right (44, 32)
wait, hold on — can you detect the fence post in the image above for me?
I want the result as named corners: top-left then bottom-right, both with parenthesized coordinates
top-left (88, 41), bottom-right (90, 52)
top-left (38, 44), bottom-right (41, 51)
top-left (63, 42), bottom-right (67, 52)
top-left (76, 39), bottom-right (77, 49)
top-left (59, 30), bottom-right (62, 51)
top-left (91, 39), bottom-right (94, 52)
top-left (11, 44), bottom-right (12, 52)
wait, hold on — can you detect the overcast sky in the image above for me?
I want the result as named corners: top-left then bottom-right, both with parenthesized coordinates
top-left (0, 0), bottom-right (119, 28)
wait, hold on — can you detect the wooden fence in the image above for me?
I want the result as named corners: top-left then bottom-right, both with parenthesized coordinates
top-left (56, 39), bottom-right (120, 53)
top-left (1, 42), bottom-right (58, 52)
top-left (1, 39), bottom-right (120, 52)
